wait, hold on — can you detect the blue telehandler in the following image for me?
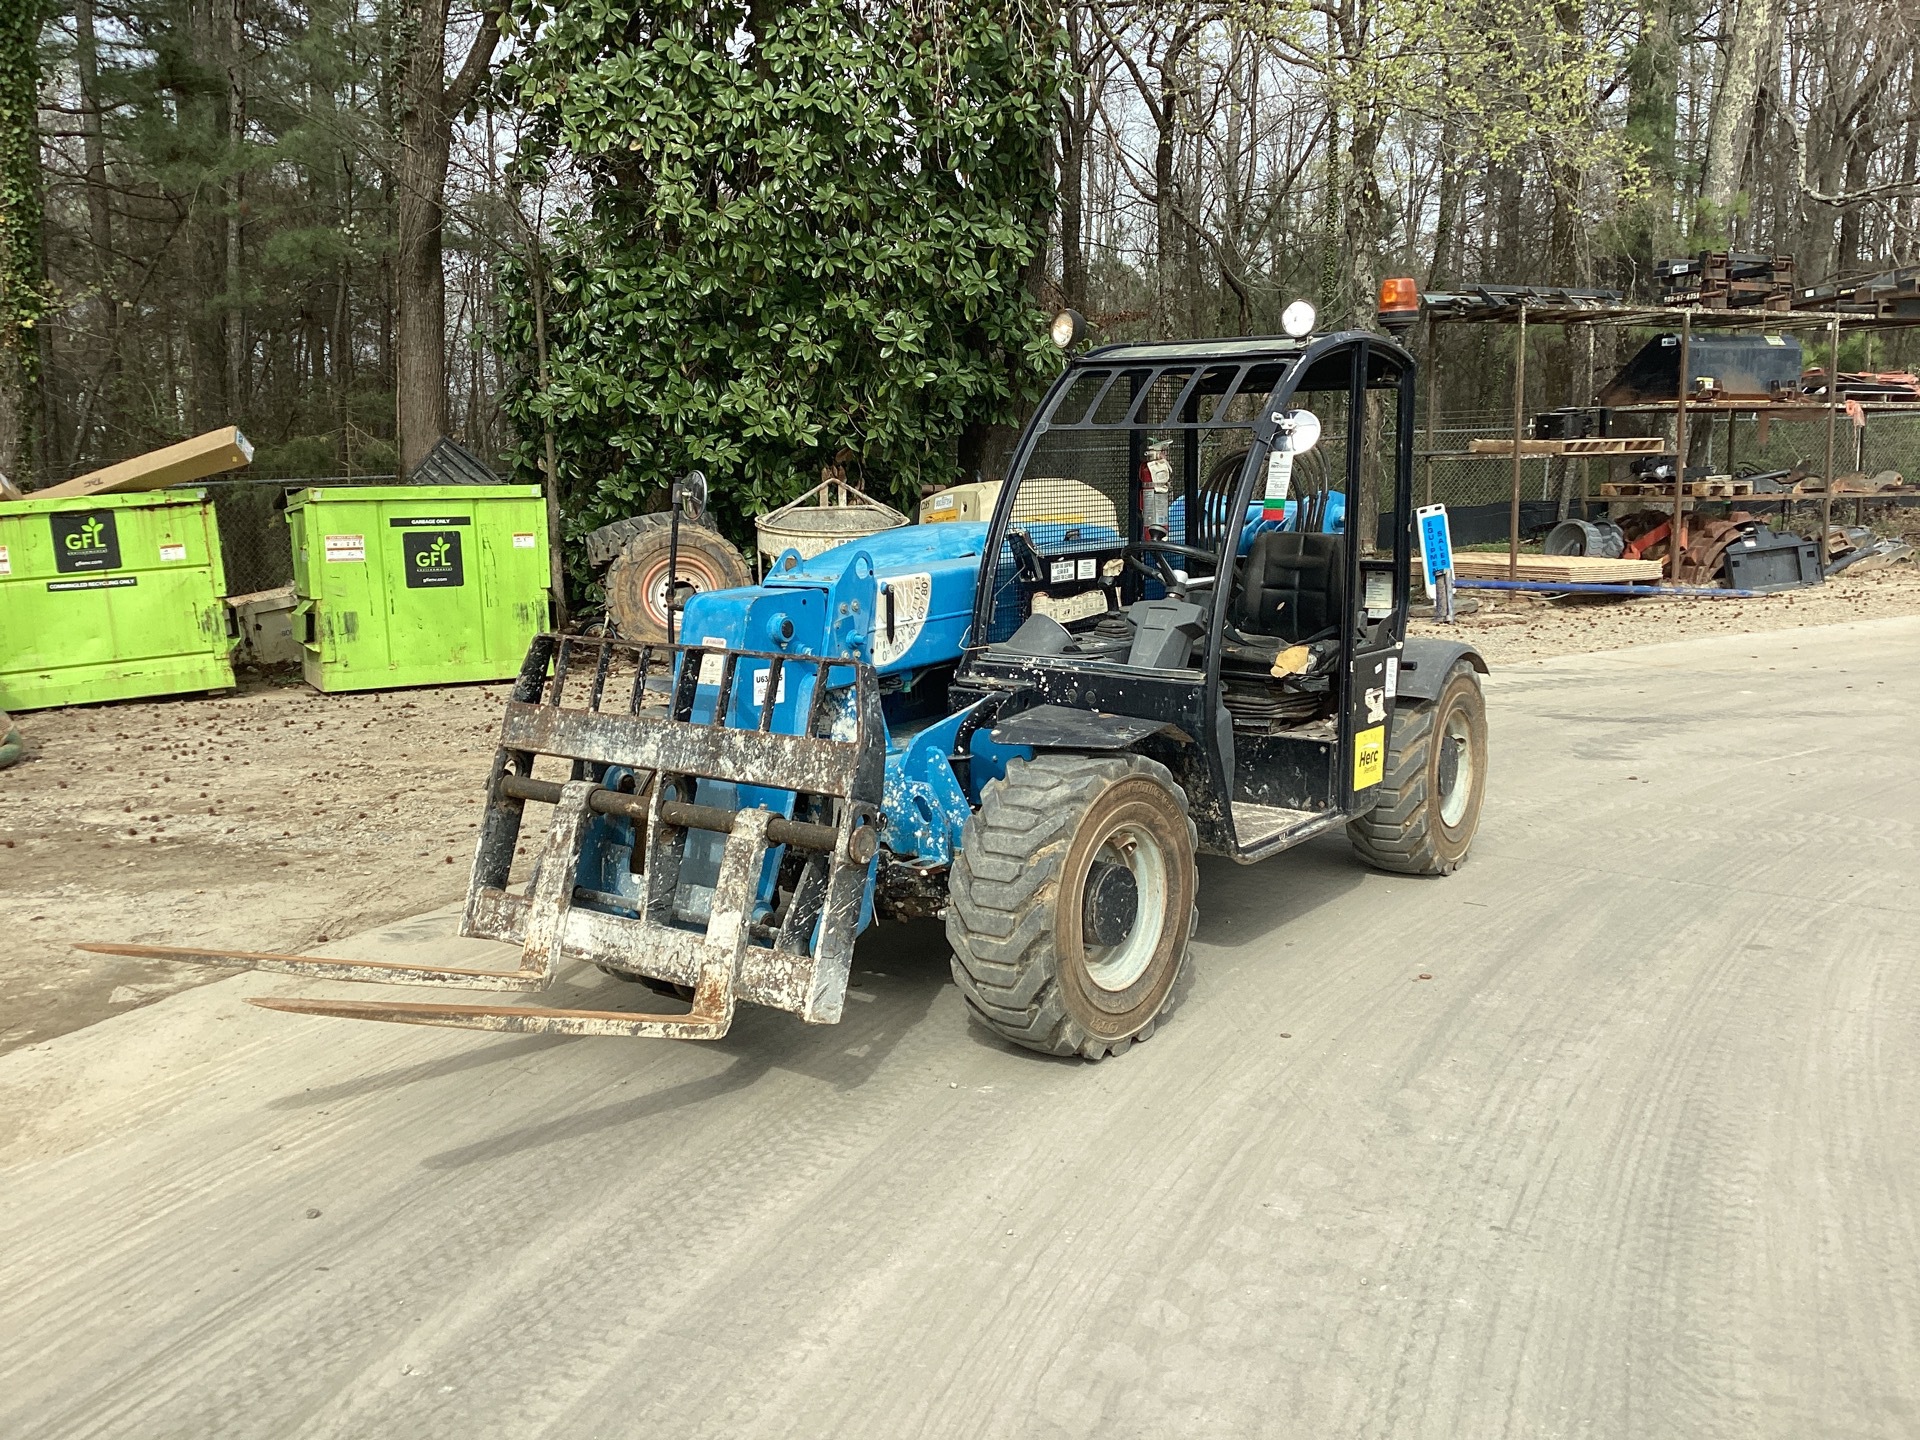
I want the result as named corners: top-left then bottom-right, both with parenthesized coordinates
top-left (88, 327), bottom-right (1487, 1060)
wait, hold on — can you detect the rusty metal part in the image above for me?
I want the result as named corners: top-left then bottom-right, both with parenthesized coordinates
top-left (247, 996), bottom-right (728, 1038)
top-left (497, 773), bottom-right (856, 856)
top-left (69, 943), bottom-right (550, 991)
top-left (244, 807), bottom-right (775, 1040)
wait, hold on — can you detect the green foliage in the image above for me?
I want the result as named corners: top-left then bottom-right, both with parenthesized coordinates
top-left (34, 0), bottom-right (409, 474)
top-left (496, 0), bottom-right (1067, 551)
top-left (0, 0), bottom-right (45, 402)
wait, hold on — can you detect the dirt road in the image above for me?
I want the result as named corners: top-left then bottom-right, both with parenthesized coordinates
top-left (0, 561), bottom-right (1915, 1055)
top-left (1, 617), bottom-right (1915, 1438)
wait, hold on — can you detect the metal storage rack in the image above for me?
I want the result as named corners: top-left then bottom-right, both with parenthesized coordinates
top-left (1419, 299), bottom-right (1920, 579)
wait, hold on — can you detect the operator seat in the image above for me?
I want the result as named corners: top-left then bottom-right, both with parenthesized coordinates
top-left (1226, 531), bottom-right (1347, 657)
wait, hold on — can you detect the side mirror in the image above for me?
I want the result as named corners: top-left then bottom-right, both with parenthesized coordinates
top-left (672, 469), bottom-right (709, 523)
top-left (1274, 410), bottom-right (1322, 455)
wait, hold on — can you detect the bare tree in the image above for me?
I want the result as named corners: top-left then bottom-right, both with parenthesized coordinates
top-left (394, 0), bottom-right (501, 473)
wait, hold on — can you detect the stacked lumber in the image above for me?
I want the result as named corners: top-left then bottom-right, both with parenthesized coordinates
top-left (1467, 436), bottom-right (1665, 457)
top-left (1450, 553), bottom-right (1666, 583)
top-left (1600, 478), bottom-right (1755, 498)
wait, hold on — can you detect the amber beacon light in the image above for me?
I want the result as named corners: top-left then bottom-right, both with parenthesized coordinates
top-left (1377, 277), bottom-right (1420, 333)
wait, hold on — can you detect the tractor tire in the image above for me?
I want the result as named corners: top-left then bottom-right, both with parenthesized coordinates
top-left (947, 754), bottom-right (1198, 1061)
top-left (602, 513), bottom-right (753, 644)
top-left (1347, 660), bottom-right (1487, 875)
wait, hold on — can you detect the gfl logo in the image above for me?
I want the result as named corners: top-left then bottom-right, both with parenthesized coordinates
top-left (65, 518), bottom-right (108, 551)
top-left (419, 537), bottom-right (453, 568)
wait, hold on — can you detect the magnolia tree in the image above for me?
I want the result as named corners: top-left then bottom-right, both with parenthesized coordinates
top-left (495, 0), bottom-right (1068, 553)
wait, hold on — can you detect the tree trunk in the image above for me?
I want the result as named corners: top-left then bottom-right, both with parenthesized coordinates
top-left (1428, 71), bottom-right (1464, 289)
top-left (0, 0), bottom-right (41, 485)
top-left (1058, 22), bottom-right (1087, 313)
top-left (1836, 131), bottom-right (1875, 271)
top-left (186, 0), bottom-right (230, 432)
top-left (226, 0), bottom-right (246, 415)
top-left (1698, 0), bottom-right (1781, 237)
top-left (74, 0), bottom-right (117, 464)
top-left (1900, 57), bottom-right (1920, 261)
top-left (394, 0), bottom-right (499, 474)
top-left (1152, 45), bottom-right (1181, 333)
top-left (1344, 107), bottom-right (1385, 323)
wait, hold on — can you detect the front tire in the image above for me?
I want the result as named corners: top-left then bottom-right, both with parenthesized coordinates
top-left (1348, 660), bottom-right (1487, 875)
top-left (947, 754), bottom-right (1198, 1060)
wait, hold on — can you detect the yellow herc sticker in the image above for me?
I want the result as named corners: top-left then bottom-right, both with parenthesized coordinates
top-left (1353, 725), bottom-right (1386, 790)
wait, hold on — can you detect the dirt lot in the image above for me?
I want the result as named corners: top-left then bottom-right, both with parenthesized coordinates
top-left (0, 680), bottom-right (513, 1052)
top-left (2, 558), bottom-right (1916, 1056)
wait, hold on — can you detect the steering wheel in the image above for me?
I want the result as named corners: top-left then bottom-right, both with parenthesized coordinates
top-left (1124, 539), bottom-right (1217, 596)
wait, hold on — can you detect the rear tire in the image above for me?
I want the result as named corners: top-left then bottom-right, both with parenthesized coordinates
top-left (602, 513), bottom-right (753, 643)
top-left (947, 754), bottom-right (1198, 1060)
top-left (1348, 660), bottom-right (1487, 875)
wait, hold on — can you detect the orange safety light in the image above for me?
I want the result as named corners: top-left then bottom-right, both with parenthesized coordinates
top-left (1377, 277), bottom-right (1420, 331)
top-left (1378, 276), bottom-right (1419, 310)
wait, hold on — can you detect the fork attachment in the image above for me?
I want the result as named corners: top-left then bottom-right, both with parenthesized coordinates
top-left (79, 634), bottom-right (886, 1040)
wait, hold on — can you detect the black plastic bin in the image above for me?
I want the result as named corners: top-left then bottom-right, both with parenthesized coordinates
top-left (1723, 528), bottom-right (1822, 592)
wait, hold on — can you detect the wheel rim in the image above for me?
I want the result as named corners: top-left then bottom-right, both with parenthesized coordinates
top-left (1080, 823), bottom-right (1168, 992)
top-left (1438, 708), bottom-right (1475, 828)
top-left (640, 555), bottom-right (720, 628)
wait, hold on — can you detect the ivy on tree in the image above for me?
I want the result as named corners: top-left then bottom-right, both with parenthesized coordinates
top-left (496, 0), bottom-right (1066, 553)
top-left (0, 0), bottom-right (44, 482)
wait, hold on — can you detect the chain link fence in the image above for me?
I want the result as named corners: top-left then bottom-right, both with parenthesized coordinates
top-left (200, 476), bottom-right (401, 597)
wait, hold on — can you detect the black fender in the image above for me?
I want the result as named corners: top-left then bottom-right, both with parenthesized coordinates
top-left (989, 703), bottom-right (1178, 751)
top-left (1396, 638), bottom-right (1488, 705)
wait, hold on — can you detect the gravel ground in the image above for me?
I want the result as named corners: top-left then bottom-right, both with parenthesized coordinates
top-left (1412, 560), bottom-right (1920, 666)
top-left (2, 556), bottom-right (1915, 1055)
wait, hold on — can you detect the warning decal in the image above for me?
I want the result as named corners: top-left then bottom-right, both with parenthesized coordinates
top-left (1353, 725), bottom-right (1386, 790)
top-left (325, 534), bottom-right (366, 562)
top-left (871, 572), bottom-right (932, 668)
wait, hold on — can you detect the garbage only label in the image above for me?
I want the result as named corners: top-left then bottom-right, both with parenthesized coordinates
top-left (50, 510), bottom-right (121, 573)
top-left (401, 529), bottom-right (465, 588)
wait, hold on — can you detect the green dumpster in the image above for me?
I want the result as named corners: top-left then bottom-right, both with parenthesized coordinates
top-left (287, 484), bottom-right (551, 692)
top-left (0, 490), bottom-right (235, 712)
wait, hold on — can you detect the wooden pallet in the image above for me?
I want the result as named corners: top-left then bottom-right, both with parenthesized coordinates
top-left (1600, 479), bottom-right (1755, 499)
top-left (1450, 553), bottom-right (1666, 583)
top-left (1467, 436), bottom-right (1666, 457)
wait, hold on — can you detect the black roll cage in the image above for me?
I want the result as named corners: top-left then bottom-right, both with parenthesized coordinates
top-left (962, 330), bottom-right (1418, 680)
